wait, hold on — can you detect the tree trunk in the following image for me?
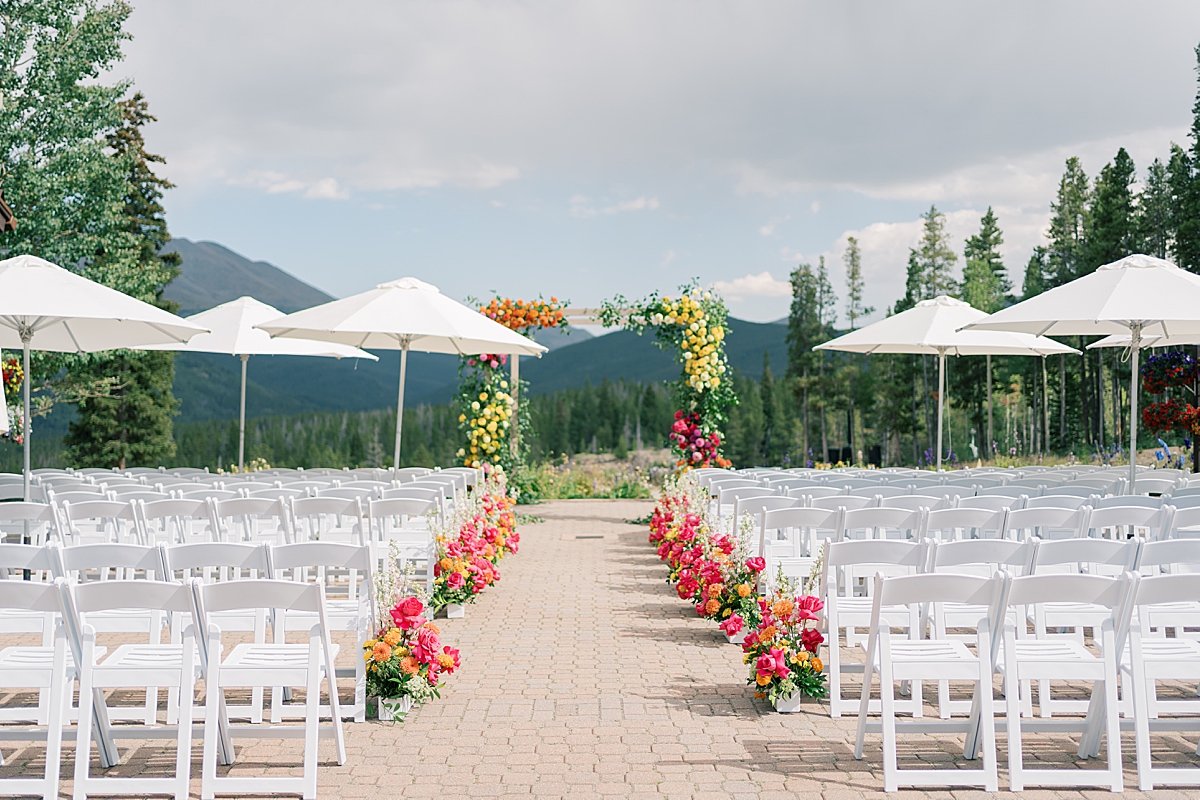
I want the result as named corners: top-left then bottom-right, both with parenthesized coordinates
top-left (1059, 354), bottom-right (1066, 448)
top-left (802, 369), bottom-right (810, 466)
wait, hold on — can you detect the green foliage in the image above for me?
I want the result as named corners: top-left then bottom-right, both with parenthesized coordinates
top-left (961, 207), bottom-right (1008, 312)
top-left (1087, 147), bottom-right (1139, 270)
top-left (904, 205), bottom-right (958, 305)
top-left (1140, 157), bottom-right (1173, 259)
top-left (1046, 157), bottom-right (1091, 286)
top-left (843, 237), bottom-right (873, 328)
top-left (63, 93), bottom-right (181, 468)
top-left (65, 350), bottom-right (177, 468)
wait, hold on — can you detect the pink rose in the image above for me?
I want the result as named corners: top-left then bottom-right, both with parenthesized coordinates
top-left (447, 572), bottom-right (465, 590)
top-left (746, 557), bottom-right (766, 573)
top-left (796, 595), bottom-right (824, 621)
top-left (755, 653), bottom-right (776, 679)
top-left (718, 614), bottom-right (744, 636)
top-left (413, 626), bottom-right (442, 662)
top-left (801, 627), bottom-right (825, 653)
top-left (399, 596), bottom-right (424, 618)
top-left (770, 647), bottom-right (791, 679)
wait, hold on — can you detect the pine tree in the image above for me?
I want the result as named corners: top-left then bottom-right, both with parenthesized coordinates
top-left (961, 208), bottom-right (1007, 312)
top-left (1139, 157), bottom-right (1174, 259)
top-left (1046, 157), bottom-right (1091, 286)
top-left (843, 236), bottom-right (874, 328)
top-left (1173, 45), bottom-right (1200, 273)
top-left (65, 94), bottom-right (181, 468)
top-left (759, 351), bottom-right (779, 465)
top-left (1022, 247), bottom-right (1049, 300)
top-left (1087, 148), bottom-right (1139, 269)
top-left (906, 205), bottom-right (959, 303)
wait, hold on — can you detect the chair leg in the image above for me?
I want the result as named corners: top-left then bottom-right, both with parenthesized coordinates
top-left (1131, 663), bottom-right (1154, 791)
top-left (45, 641), bottom-right (67, 800)
top-left (201, 675), bottom-right (222, 800)
top-left (175, 651), bottom-right (196, 800)
top-left (1102, 676), bottom-right (1123, 792)
top-left (880, 659), bottom-right (898, 793)
top-left (303, 650), bottom-right (320, 800)
top-left (73, 657), bottom-right (97, 800)
top-left (1005, 666), bottom-right (1024, 792)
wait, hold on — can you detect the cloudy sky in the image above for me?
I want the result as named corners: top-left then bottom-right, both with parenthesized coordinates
top-left (118, 2), bottom-right (1200, 324)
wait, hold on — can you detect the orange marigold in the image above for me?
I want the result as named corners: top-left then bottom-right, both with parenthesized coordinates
top-left (399, 657), bottom-right (419, 675)
top-left (383, 628), bottom-right (402, 646)
top-left (372, 641), bottom-right (392, 662)
top-left (811, 657), bottom-right (824, 672)
top-left (771, 599), bottom-right (795, 619)
top-left (759, 624), bottom-right (777, 641)
top-left (736, 584), bottom-right (752, 598)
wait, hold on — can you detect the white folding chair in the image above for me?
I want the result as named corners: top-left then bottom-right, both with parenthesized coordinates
top-left (956, 495), bottom-right (1021, 512)
top-left (268, 542), bottom-right (376, 723)
top-left (210, 497), bottom-right (294, 544)
top-left (879, 494), bottom-right (949, 513)
top-left (1027, 536), bottom-right (1140, 717)
top-left (921, 507), bottom-right (1006, 542)
top-left (58, 543), bottom-right (169, 726)
top-left (63, 580), bottom-right (199, 800)
top-left (60, 499), bottom-right (143, 545)
top-left (194, 579), bottom-right (346, 800)
top-left (368, 497), bottom-right (438, 591)
top-left (837, 507), bottom-right (923, 542)
top-left (854, 572), bottom-right (1006, 792)
top-left (0, 502), bottom-right (62, 546)
top-left (0, 580), bottom-right (68, 799)
top-left (998, 573), bottom-right (1131, 792)
top-left (160, 542), bottom-right (273, 724)
top-left (731, 495), bottom-right (796, 539)
top-left (289, 496), bottom-right (366, 545)
top-left (822, 539), bottom-right (929, 717)
top-left (136, 498), bottom-right (218, 545)
top-left (1122, 573), bottom-right (1200, 789)
top-left (810, 494), bottom-right (874, 512)
top-left (1084, 504), bottom-right (1169, 541)
top-left (1001, 505), bottom-right (1088, 540)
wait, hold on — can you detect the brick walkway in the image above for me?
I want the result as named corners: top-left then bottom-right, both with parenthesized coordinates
top-left (4, 498), bottom-right (1200, 797)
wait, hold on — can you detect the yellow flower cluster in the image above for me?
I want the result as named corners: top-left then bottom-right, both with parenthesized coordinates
top-left (653, 294), bottom-right (726, 393)
top-left (456, 389), bottom-right (513, 467)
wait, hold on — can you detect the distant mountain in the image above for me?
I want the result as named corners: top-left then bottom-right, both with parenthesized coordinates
top-left (161, 239), bottom-right (335, 315)
top-left (161, 239), bottom-right (787, 423)
top-left (520, 318), bottom-right (789, 394)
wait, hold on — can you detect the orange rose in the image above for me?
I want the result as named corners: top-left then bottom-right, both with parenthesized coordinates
top-left (423, 622), bottom-right (441, 635)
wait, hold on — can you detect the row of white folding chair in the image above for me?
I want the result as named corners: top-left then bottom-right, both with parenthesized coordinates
top-left (1, 538), bottom-right (374, 726)
top-left (0, 574), bottom-right (346, 799)
top-left (852, 571), bottom-right (1143, 793)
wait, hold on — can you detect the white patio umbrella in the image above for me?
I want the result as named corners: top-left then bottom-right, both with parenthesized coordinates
top-left (963, 253), bottom-right (1200, 490)
top-left (0, 255), bottom-right (207, 500)
top-left (257, 277), bottom-right (547, 469)
top-left (138, 296), bottom-right (377, 471)
top-left (816, 295), bottom-right (1078, 471)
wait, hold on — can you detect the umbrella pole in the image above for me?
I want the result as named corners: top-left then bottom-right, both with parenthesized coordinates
top-left (986, 355), bottom-right (993, 460)
top-left (238, 354), bottom-right (249, 472)
top-left (393, 338), bottom-right (411, 472)
top-left (1128, 325), bottom-right (1142, 494)
top-left (936, 348), bottom-right (946, 471)
top-left (21, 331), bottom-right (31, 502)
top-left (510, 355), bottom-right (519, 459)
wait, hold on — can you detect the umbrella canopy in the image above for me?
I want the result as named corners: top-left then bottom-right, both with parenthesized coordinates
top-left (257, 277), bottom-right (548, 469)
top-left (817, 296), bottom-right (1078, 470)
top-left (0, 254), bottom-right (207, 500)
top-left (962, 254), bottom-right (1200, 488)
top-left (139, 296), bottom-right (377, 471)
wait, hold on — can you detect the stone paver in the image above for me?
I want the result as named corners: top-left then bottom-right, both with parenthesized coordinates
top-left (2, 498), bottom-right (1199, 797)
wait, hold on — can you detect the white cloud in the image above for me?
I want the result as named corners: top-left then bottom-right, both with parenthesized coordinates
top-left (660, 249), bottom-right (676, 268)
top-left (710, 271), bottom-right (792, 301)
top-left (234, 170), bottom-right (349, 200)
top-left (570, 194), bottom-right (660, 217)
top-left (758, 215), bottom-right (787, 237)
top-left (810, 201), bottom-right (820, 214)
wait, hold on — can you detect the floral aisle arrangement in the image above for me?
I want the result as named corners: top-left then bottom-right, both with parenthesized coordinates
top-left (648, 473), bottom-right (828, 711)
top-left (457, 296), bottom-right (570, 471)
top-left (1, 354), bottom-right (22, 443)
top-left (741, 585), bottom-right (827, 711)
top-left (1140, 350), bottom-right (1200, 470)
top-left (363, 593), bottom-right (461, 721)
top-left (370, 558), bottom-right (462, 720)
top-left (429, 465), bottom-right (520, 612)
top-left (600, 283), bottom-right (735, 469)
